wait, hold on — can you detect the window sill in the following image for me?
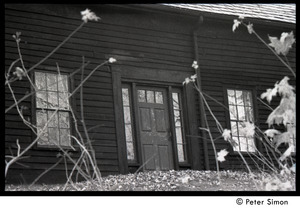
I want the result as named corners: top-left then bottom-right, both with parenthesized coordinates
top-left (178, 162), bottom-right (191, 167)
top-left (231, 150), bottom-right (257, 156)
top-left (35, 144), bottom-right (77, 151)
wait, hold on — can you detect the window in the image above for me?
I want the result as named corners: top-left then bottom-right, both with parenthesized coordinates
top-left (121, 86), bottom-right (136, 162)
top-left (35, 71), bottom-right (71, 147)
top-left (227, 89), bottom-right (255, 152)
top-left (172, 91), bottom-right (187, 162)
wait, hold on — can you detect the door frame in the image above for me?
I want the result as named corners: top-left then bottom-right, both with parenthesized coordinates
top-left (135, 85), bottom-right (173, 171)
top-left (124, 80), bottom-right (181, 171)
top-left (112, 67), bottom-right (200, 174)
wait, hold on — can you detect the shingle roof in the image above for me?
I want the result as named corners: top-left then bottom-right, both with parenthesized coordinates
top-left (164, 4), bottom-right (295, 24)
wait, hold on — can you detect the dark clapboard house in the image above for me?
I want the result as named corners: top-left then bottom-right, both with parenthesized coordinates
top-left (5, 4), bottom-right (295, 183)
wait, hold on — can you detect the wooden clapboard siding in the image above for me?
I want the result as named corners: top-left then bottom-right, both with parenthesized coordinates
top-left (5, 4), bottom-right (295, 183)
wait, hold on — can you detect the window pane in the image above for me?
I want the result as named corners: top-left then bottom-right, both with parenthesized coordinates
top-left (177, 144), bottom-right (185, 162)
top-left (36, 110), bottom-right (47, 128)
top-left (122, 88), bottom-right (129, 106)
top-left (36, 91), bottom-right (47, 108)
top-left (146, 90), bottom-right (154, 103)
top-left (245, 106), bottom-right (254, 122)
top-left (57, 74), bottom-right (68, 92)
top-left (237, 105), bottom-right (245, 121)
top-left (175, 127), bottom-right (183, 144)
top-left (244, 91), bottom-right (252, 106)
top-left (172, 93), bottom-right (179, 109)
top-left (60, 128), bottom-right (70, 146)
top-left (35, 72), bottom-right (46, 90)
top-left (48, 127), bottom-right (59, 145)
top-left (235, 90), bottom-right (244, 105)
top-left (123, 106), bottom-right (131, 124)
top-left (37, 127), bottom-right (48, 145)
top-left (247, 137), bottom-right (256, 152)
top-left (237, 122), bottom-right (244, 137)
top-left (229, 105), bottom-right (237, 120)
top-left (59, 112), bottom-right (70, 128)
top-left (232, 137), bottom-right (240, 151)
top-left (58, 92), bottom-right (69, 110)
top-left (137, 90), bottom-right (146, 102)
top-left (174, 110), bottom-right (181, 126)
top-left (155, 91), bottom-right (163, 104)
top-left (48, 91), bottom-right (58, 109)
top-left (47, 73), bottom-right (57, 91)
top-left (125, 124), bottom-right (133, 141)
top-left (48, 111), bottom-right (58, 127)
top-left (126, 142), bottom-right (135, 160)
top-left (231, 121), bottom-right (238, 136)
top-left (239, 137), bottom-right (247, 152)
top-left (227, 89), bottom-right (235, 105)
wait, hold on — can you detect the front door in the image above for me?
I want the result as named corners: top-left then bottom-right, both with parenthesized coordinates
top-left (137, 87), bottom-right (174, 171)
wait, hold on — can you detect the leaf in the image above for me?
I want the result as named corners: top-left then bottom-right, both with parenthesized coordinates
top-left (81, 8), bottom-right (101, 23)
top-left (191, 61), bottom-right (199, 70)
top-left (181, 176), bottom-right (191, 184)
top-left (266, 97), bottom-right (295, 126)
top-left (217, 149), bottom-right (229, 162)
top-left (108, 57), bottom-right (117, 63)
top-left (232, 19), bottom-right (241, 32)
top-left (182, 77), bottom-right (191, 85)
top-left (238, 15), bottom-right (245, 20)
top-left (272, 132), bottom-right (291, 149)
top-left (247, 23), bottom-right (254, 34)
top-left (239, 122), bottom-right (255, 137)
top-left (279, 145), bottom-right (295, 161)
top-left (222, 129), bottom-right (231, 141)
top-left (261, 87), bottom-right (278, 103)
top-left (264, 129), bottom-right (281, 138)
top-left (13, 67), bottom-right (26, 80)
top-left (268, 31), bottom-right (295, 56)
top-left (277, 76), bottom-right (294, 98)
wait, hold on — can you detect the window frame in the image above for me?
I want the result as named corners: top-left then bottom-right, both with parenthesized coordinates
top-left (171, 88), bottom-right (189, 164)
top-left (32, 69), bottom-right (74, 150)
top-left (121, 83), bottom-right (138, 164)
top-left (224, 86), bottom-right (259, 154)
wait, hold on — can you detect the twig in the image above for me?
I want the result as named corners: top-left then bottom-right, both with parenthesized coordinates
top-left (29, 157), bottom-right (63, 188)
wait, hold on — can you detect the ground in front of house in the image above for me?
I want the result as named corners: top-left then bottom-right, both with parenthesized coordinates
top-left (5, 169), bottom-right (295, 191)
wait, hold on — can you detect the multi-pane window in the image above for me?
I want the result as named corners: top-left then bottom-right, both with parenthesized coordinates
top-left (137, 90), bottom-right (164, 104)
top-left (35, 71), bottom-right (71, 147)
top-left (227, 89), bottom-right (255, 152)
top-left (121, 87), bottom-right (136, 162)
top-left (172, 91), bottom-right (187, 162)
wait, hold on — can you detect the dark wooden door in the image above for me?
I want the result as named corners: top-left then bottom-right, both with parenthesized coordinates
top-left (137, 87), bottom-right (174, 171)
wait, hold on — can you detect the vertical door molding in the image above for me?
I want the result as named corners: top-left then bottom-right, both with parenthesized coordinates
top-left (167, 86), bottom-right (180, 170)
top-left (111, 66), bottom-right (129, 174)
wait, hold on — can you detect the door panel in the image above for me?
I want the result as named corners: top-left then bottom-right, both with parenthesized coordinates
top-left (137, 87), bottom-right (174, 171)
top-left (140, 107), bottom-right (151, 131)
top-left (143, 145), bottom-right (156, 170)
top-left (158, 145), bottom-right (170, 170)
top-left (154, 109), bottom-right (166, 132)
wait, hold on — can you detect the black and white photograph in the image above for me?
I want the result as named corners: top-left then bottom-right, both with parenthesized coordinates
top-left (4, 3), bottom-right (296, 197)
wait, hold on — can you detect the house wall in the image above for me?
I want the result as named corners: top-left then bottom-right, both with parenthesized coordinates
top-left (196, 16), bottom-right (296, 170)
top-left (5, 4), bottom-right (295, 183)
top-left (5, 4), bottom-right (200, 183)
